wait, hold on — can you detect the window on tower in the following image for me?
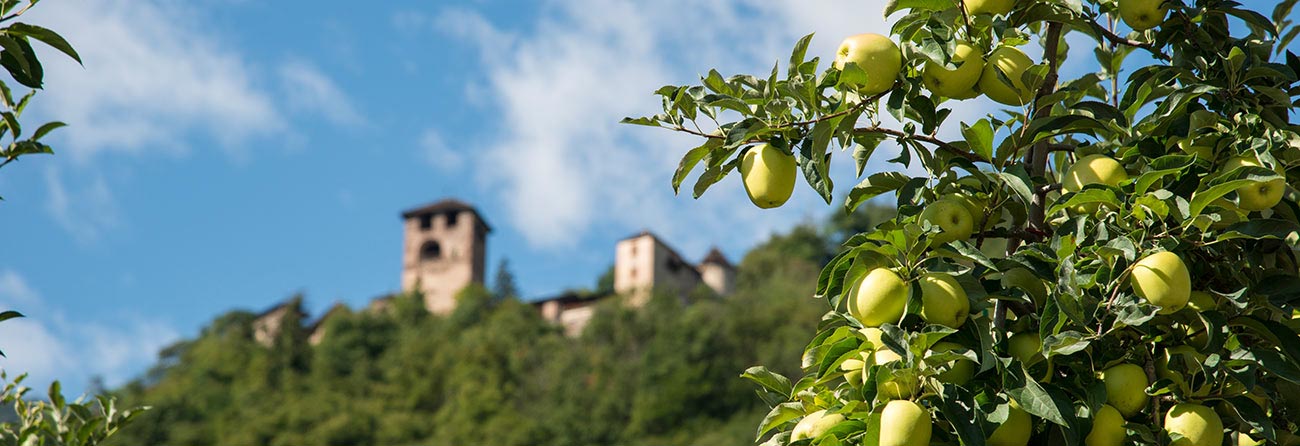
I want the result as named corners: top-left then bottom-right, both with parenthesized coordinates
top-left (419, 214), bottom-right (433, 230)
top-left (420, 241), bottom-right (442, 260)
top-left (446, 211), bottom-right (459, 227)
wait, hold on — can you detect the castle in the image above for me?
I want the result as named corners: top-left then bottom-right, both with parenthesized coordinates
top-left (252, 198), bottom-right (736, 342)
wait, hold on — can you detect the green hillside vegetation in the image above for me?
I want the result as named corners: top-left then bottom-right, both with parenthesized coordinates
top-left (108, 205), bottom-right (894, 446)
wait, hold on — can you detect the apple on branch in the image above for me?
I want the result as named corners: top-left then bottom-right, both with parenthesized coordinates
top-left (739, 143), bottom-right (796, 209)
top-left (834, 33), bottom-right (902, 97)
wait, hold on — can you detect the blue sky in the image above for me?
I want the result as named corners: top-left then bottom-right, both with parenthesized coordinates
top-left (0, 0), bottom-right (1293, 396)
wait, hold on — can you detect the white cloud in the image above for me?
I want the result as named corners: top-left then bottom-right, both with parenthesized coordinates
top-left (278, 60), bottom-right (367, 128)
top-left (44, 167), bottom-right (120, 244)
top-left (419, 129), bottom-right (465, 172)
top-left (426, 0), bottom-right (937, 252)
top-left (0, 269), bottom-right (177, 396)
top-left (27, 0), bottom-right (284, 160)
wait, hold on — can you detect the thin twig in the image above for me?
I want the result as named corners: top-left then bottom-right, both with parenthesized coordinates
top-left (1093, 21), bottom-right (1171, 61)
top-left (0, 1), bottom-right (33, 23)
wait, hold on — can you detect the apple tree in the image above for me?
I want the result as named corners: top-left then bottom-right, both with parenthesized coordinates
top-left (626, 0), bottom-right (1300, 445)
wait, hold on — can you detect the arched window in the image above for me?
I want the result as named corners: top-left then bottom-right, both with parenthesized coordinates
top-left (420, 241), bottom-right (442, 260)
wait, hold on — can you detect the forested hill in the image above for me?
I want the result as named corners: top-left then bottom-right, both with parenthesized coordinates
top-left (108, 205), bottom-right (894, 446)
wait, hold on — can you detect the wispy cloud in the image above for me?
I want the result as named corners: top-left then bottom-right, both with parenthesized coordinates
top-left (424, 0), bottom-right (931, 253)
top-left (279, 60), bottom-right (367, 128)
top-left (44, 167), bottom-right (120, 244)
top-left (0, 269), bottom-right (177, 395)
top-left (28, 0), bottom-right (284, 160)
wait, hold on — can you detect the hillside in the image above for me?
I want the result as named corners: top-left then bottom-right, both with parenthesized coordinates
top-left (108, 205), bottom-right (893, 446)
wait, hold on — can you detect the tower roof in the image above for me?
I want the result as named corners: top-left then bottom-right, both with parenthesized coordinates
top-left (400, 198), bottom-right (492, 231)
top-left (701, 247), bottom-right (733, 268)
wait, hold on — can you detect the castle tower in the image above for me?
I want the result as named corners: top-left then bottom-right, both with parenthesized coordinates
top-left (697, 247), bottom-right (736, 296)
top-left (613, 231), bottom-right (702, 306)
top-left (400, 199), bottom-right (490, 314)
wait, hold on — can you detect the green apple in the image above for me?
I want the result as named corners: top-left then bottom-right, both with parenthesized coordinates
top-left (1130, 251), bottom-right (1191, 315)
top-left (850, 268), bottom-right (909, 327)
top-left (1085, 404), bottom-right (1127, 446)
top-left (860, 326), bottom-right (886, 350)
top-left (1237, 433), bottom-right (1265, 446)
top-left (1186, 291), bottom-right (1216, 312)
top-left (873, 349), bottom-right (918, 399)
top-left (1002, 268), bottom-right (1049, 307)
top-left (1062, 154), bottom-right (1129, 193)
top-left (929, 341), bottom-right (975, 386)
top-left (840, 354), bottom-right (867, 387)
top-left (834, 33), bottom-right (903, 97)
top-left (920, 198), bottom-right (976, 244)
top-left (1174, 136), bottom-right (1215, 160)
top-left (953, 191), bottom-right (996, 229)
top-left (1222, 157), bottom-right (1285, 211)
top-left (963, 0), bottom-right (1016, 15)
top-left (791, 409), bottom-right (845, 442)
top-left (1164, 403), bottom-right (1223, 446)
top-left (919, 273), bottom-right (970, 328)
top-left (988, 403), bottom-right (1032, 446)
top-left (979, 46), bottom-right (1035, 106)
top-left (1156, 345), bottom-right (1208, 396)
top-left (1102, 363), bottom-right (1149, 418)
top-left (923, 42), bottom-right (985, 99)
top-left (740, 143), bottom-right (796, 209)
top-left (1007, 332), bottom-right (1043, 366)
top-left (1118, 0), bottom-right (1169, 31)
top-left (879, 400), bottom-right (932, 446)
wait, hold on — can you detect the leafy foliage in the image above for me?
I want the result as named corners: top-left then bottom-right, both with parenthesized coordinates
top-left (629, 0), bottom-right (1300, 445)
top-left (0, 0), bottom-right (80, 200)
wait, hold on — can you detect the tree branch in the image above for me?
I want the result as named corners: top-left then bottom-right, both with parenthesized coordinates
top-left (1027, 22), bottom-right (1065, 233)
top-left (1092, 21), bottom-right (1171, 61)
top-left (0, 1), bottom-right (33, 23)
top-left (851, 126), bottom-right (982, 163)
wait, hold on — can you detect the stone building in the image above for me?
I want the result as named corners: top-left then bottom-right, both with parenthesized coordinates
top-left (533, 231), bottom-right (736, 336)
top-left (400, 199), bottom-right (490, 314)
top-left (252, 299), bottom-right (306, 347)
top-left (307, 303), bottom-right (348, 346)
top-left (613, 231), bottom-right (735, 305)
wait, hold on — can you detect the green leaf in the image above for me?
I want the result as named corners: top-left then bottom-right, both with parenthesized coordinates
top-left (788, 34), bottom-right (814, 78)
top-left (0, 34), bottom-right (40, 88)
top-left (995, 165), bottom-right (1034, 207)
top-left (1004, 368), bottom-right (1073, 427)
top-left (31, 121), bottom-right (63, 141)
top-left (6, 23), bottom-right (81, 65)
top-left (882, 0), bottom-right (955, 17)
top-left (845, 172), bottom-right (910, 214)
top-left (0, 310), bottom-right (22, 323)
top-left (960, 118), bottom-right (994, 162)
top-left (756, 402), bottom-right (804, 440)
top-left (672, 139), bottom-right (719, 194)
top-left (741, 366), bottom-right (794, 398)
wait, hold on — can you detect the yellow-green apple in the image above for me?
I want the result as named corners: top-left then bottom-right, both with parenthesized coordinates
top-left (1102, 363), bottom-right (1150, 418)
top-left (1237, 433), bottom-right (1265, 446)
top-left (860, 326), bottom-right (886, 349)
top-left (879, 400), bottom-right (932, 446)
top-left (1002, 268), bottom-right (1049, 307)
top-left (1186, 291), bottom-right (1216, 312)
top-left (963, 0), bottom-right (1016, 15)
top-left (1222, 157), bottom-right (1285, 211)
top-left (840, 354), bottom-right (866, 387)
top-left (1118, 0), bottom-right (1169, 31)
top-left (919, 273), bottom-right (970, 328)
top-left (988, 402), bottom-right (1032, 446)
top-left (850, 268), bottom-right (909, 327)
top-left (929, 341), bottom-right (975, 386)
top-left (1008, 332), bottom-right (1043, 366)
top-left (1164, 403), bottom-right (1223, 446)
top-left (1062, 154), bottom-right (1129, 193)
top-left (920, 198), bottom-right (976, 244)
top-left (979, 46), bottom-right (1035, 106)
top-left (1085, 404), bottom-right (1127, 446)
top-left (834, 34), bottom-right (902, 97)
top-left (1130, 251), bottom-right (1191, 315)
top-left (740, 143), bottom-right (796, 209)
top-left (873, 349), bottom-right (918, 399)
top-left (923, 42), bottom-right (985, 99)
top-left (791, 409), bottom-right (845, 442)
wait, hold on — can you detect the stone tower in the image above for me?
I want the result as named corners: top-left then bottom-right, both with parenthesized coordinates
top-left (697, 247), bottom-right (736, 296)
top-left (614, 231), bottom-right (708, 305)
top-left (400, 198), bottom-right (490, 314)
